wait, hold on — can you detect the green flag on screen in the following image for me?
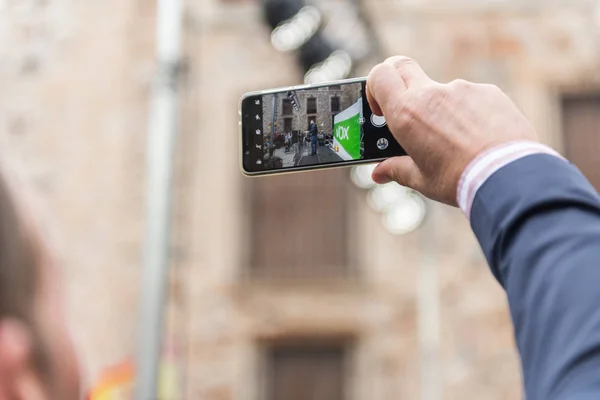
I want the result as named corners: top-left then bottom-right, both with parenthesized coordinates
top-left (333, 98), bottom-right (362, 161)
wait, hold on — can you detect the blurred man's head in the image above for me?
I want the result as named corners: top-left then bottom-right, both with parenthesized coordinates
top-left (0, 168), bottom-right (80, 399)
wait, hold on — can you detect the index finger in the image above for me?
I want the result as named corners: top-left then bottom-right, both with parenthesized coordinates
top-left (384, 56), bottom-right (435, 89)
top-left (366, 62), bottom-right (408, 117)
top-left (367, 56), bottom-right (437, 117)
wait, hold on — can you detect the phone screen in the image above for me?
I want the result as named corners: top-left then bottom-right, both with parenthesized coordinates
top-left (240, 79), bottom-right (406, 175)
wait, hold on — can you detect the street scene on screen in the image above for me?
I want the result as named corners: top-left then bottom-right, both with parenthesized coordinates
top-left (261, 83), bottom-right (365, 169)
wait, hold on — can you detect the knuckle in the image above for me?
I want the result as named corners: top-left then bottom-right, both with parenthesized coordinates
top-left (448, 78), bottom-right (473, 91)
top-left (385, 55), bottom-right (417, 71)
top-left (482, 82), bottom-right (500, 90)
top-left (483, 83), bottom-right (503, 94)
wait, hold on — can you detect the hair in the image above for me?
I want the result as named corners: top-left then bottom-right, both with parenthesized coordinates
top-left (0, 169), bottom-right (39, 324)
top-left (0, 168), bottom-right (51, 377)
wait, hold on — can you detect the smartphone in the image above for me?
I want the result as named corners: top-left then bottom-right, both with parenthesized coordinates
top-left (239, 77), bottom-right (406, 176)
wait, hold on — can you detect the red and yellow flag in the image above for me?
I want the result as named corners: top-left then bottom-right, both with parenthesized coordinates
top-left (88, 357), bottom-right (180, 400)
top-left (88, 359), bottom-right (133, 400)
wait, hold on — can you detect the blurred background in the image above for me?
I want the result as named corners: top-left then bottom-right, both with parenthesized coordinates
top-left (1, 0), bottom-right (600, 399)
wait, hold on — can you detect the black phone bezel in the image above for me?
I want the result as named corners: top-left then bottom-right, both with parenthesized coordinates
top-left (239, 78), bottom-right (405, 176)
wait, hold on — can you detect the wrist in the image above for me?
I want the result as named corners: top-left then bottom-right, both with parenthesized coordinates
top-left (457, 141), bottom-right (565, 218)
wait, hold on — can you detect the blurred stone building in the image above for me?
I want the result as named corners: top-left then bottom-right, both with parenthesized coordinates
top-left (1, 0), bottom-right (600, 399)
top-left (262, 83), bottom-right (362, 137)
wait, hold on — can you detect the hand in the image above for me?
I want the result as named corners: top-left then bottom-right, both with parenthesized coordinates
top-left (366, 56), bottom-right (539, 206)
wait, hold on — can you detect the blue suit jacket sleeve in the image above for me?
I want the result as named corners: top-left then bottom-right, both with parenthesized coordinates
top-left (471, 154), bottom-right (600, 400)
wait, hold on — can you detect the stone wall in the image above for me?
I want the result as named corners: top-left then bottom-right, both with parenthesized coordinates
top-left (174, 1), bottom-right (600, 398)
top-left (261, 84), bottom-right (362, 138)
top-left (0, 0), bottom-right (155, 379)
top-left (1, 0), bottom-right (600, 399)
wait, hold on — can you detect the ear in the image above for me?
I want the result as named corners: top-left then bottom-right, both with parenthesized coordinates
top-left (0, 319), bottom-right (46, 400)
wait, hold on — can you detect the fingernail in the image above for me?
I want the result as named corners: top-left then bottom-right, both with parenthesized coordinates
top-left (372, 166), bottom-right (391, 184)
top-left (371, 163), bottom-right (389, 185)
top-left (374, 175), bottom-right (391, 184)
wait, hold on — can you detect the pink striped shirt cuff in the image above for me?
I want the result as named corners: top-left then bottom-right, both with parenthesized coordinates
top-left (457, 141), bottom-right (566, 219)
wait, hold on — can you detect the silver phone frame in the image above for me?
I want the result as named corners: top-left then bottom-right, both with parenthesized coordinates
top-left (239, 77), bottom-right (389, 177)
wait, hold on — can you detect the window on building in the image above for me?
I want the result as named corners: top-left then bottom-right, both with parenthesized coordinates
top-left (266, 341), bottom-right (347, 400)
top-left (282, 99), bottom-right (293, 116)
top-left (249, 169), bottom-right (350, 280)
top-left (307, 97), bottom-right (317, 114)
top-left (562, 94), bottom-right (600, 191)
top-left (331, 97), bottom-right (341, 113)
top-left (284, 118), bottom-right (293, 133)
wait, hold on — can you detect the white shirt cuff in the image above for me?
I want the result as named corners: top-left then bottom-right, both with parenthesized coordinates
top-left (457, 141), bottom-right (566, 219)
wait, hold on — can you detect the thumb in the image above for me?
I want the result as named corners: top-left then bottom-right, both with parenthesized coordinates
top-left (372, 157), bottom-right (424, 191)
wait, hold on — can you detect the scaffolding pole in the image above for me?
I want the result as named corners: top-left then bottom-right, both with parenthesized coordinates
top-left (135, 0), bottom-right (182, 398)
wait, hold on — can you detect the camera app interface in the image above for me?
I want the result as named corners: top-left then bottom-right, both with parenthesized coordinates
top-left (243, 81), bottom-right (405, 173)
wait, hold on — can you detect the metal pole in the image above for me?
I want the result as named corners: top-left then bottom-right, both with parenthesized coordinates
top-left (271, 95), bottom-right (276, 141)
top-left (135, 0), bottom-right (182, 399)
top-left (269, 95), bottom-right (277, 150)
top-left (418, 200), bottom-right (442, 400)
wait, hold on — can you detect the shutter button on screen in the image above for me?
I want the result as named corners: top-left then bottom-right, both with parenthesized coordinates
top-left (371, 113), bottom-right (387, 128)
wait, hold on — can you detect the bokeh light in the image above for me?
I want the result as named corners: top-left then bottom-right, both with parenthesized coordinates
top-left (350, 164), bottom-right (377, 189)
top-left (271, 6), bottom-right (321, 52)
top-left (304, 50), bottom-right (352, 84)
top-left (367, 182), bottom-right (409, 213)
top-left (382, 194), bottom-right (427, 235)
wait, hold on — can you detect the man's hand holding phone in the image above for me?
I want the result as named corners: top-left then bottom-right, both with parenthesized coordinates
top-left (366, 56), bottom-right (540, 207)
